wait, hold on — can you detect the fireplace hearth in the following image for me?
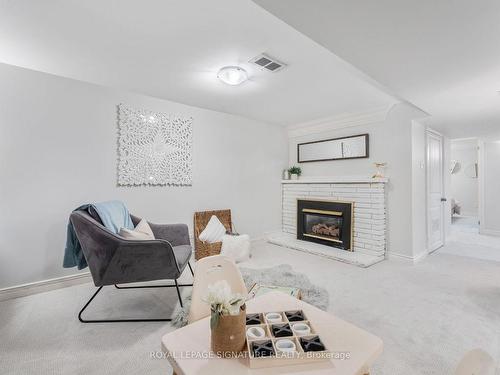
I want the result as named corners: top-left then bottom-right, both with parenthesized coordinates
top-left (297, 199), bottom-right (353, 251)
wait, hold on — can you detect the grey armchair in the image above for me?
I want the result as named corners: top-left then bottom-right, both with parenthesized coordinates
top-left (70, 210), bottom-right (193, 323)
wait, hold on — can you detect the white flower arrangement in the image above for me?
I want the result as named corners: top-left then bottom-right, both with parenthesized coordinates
top-left (204, 280), bottom-right (246, 329)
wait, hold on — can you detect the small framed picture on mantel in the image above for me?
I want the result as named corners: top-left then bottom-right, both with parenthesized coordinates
top-left (297, 133), bottom-right (369, 163)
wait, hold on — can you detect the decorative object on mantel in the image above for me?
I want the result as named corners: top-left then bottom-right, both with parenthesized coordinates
top-left (297, 133), bottom-right (369, 163)
top-left (288, 166), bottom-right (302, 180)
top-left (282, 169), bottom-right (291, 180)
top-left (372, 162), bottom-right (387, 178)
top-left (204, 280), bottom-right (246, 356)
top-left (117, 104), bottom-right (193, 186)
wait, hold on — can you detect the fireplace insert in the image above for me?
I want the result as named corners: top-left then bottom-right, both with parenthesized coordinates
top-left (297, 199), bottom-right (353, 251)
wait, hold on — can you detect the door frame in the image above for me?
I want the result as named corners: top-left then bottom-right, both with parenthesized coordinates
top-left (426, 128), bottom-right (445, 253)
top-left (478, 140), bottom-right (484, 234)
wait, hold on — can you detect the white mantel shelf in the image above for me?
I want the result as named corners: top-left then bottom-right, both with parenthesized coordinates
top-left (281, 176), bottom-right (389, 184)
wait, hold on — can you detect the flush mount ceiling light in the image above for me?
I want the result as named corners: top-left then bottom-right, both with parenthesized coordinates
top-left (217, 66), bottom-right (248, 86)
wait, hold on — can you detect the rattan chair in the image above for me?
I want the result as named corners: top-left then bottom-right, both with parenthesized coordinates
top-left (194, 209), bottom-right (232, 260)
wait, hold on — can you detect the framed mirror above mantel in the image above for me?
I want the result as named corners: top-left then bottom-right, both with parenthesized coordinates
top-left (297, 133), bottom-right (369, 163)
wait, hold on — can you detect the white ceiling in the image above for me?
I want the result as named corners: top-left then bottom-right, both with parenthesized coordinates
top-left (0, 0), bottom-right (396, 126)
top-left (254, 0), bottom-right (500, 138)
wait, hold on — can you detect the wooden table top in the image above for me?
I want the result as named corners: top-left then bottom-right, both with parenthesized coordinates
top-left (161, 291), bottom-right (383, 375)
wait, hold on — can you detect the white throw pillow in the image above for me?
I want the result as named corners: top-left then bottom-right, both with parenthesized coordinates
top-left (119, 219), bottom-right (155, 240)
top-left (135, 219), bottom-right (155, 238)
top-left (199, 215), bottom-right (227, 243)
top-left (221, 234), bottom-right (251, 263)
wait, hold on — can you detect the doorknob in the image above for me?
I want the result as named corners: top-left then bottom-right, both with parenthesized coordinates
top-left (441, 198), bottom-right (447, 202)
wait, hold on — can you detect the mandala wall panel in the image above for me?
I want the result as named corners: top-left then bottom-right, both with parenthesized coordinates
top-left (117, 104), bottom-right (193, 186)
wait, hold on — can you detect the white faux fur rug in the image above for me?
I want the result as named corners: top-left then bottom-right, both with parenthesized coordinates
top-left (1, 240), bottom-right (500, 375)
top-left (171, 264), bottom-right (329, 327)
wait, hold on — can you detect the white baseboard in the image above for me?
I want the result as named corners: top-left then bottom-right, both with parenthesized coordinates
top-left (480, 229), bottom-right (500, 237)
top-left (387, 252), bottom-right (413, 261)
top-left (387, 251), bottom-right (427, 263)
top-left (251, 236), bottom-right (265, 243)
top-left (0, 236), bottom-right (266, 303)
top-left (413, 251), bottom-right (428, 263)
top-left (0, 272), bottom-right (92, 302)
top-left (262, 230), bottom-right (283, 239)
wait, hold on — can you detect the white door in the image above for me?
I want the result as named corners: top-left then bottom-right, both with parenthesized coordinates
top-left (427, 130), bottom-right (445, 252)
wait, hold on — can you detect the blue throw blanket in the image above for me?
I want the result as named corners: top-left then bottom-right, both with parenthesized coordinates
top-left (63, 200), bottom-right (134, 270)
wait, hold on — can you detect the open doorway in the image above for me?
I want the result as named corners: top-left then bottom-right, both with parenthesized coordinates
top-left (440, 138), bottom-right (500, 262)
top-left (449, 139), bottom-right (479, 238)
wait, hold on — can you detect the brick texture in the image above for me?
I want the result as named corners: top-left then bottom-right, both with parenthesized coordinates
top-left (282, 183), bottom-right (386, 257)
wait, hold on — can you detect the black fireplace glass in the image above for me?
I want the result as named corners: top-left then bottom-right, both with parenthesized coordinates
top-left (303, 213), bottom-right (343, 242)
top-left (297, 199), bottom-right (353, 251)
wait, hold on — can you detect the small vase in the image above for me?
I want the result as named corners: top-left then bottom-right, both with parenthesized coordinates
top-left (372, 162), bottom-right (387, 178)
top-left (211, 305), bottom-right (246, 357)
top-left (291, 174), bottom-right (299, 180)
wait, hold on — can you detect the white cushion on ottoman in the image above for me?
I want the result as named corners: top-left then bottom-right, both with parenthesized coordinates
top-left (221, 234), bottom-right (250, 263)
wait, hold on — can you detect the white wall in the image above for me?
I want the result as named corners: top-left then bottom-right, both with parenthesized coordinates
top-left (0, 63), bottom-right (288, 289)
top-left (411, 121), bottom-right (427, 258)
top-left (288, 103), bottom-right (427, 259)
top-left (481, 141), bottom-right (500, 235)
top-left (450, 139), bottom-right (478, 216)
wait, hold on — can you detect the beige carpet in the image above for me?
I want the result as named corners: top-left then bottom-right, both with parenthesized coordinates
top-left (1, 239), bottom-right (500, 374)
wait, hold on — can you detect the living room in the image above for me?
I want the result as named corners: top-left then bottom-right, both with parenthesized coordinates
top-left (1, 1), bottom-right (500, 375)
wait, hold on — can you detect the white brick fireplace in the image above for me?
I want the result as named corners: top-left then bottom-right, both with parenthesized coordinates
top-left (268, 176), bottom-right (388, 267)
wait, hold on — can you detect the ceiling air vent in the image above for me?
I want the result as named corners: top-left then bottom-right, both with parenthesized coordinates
top-left (250, 54), bottom-right (286, 72)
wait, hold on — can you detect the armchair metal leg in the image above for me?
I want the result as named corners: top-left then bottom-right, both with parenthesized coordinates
top-left (78, 286), bottom-right (105, 323)
top-left (79, 281), bottom-right (193, 323)
top-left (188, 261), bottom-right (194, 276)
top-left (175, 279), bottom-right (183, 308)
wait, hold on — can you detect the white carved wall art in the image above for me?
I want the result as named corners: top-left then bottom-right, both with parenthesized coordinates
top-left (117, 104), bottom-right (193, 186)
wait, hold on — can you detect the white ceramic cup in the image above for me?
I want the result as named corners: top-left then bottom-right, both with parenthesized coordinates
top-left (275, 339), bottom-right (296, 353)
top-left (291, 322), bottom-right (311, 336)
top-left (265, 312), bottom-right (283, 323)
top-left (246, 326), bottom-right (266, 340)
